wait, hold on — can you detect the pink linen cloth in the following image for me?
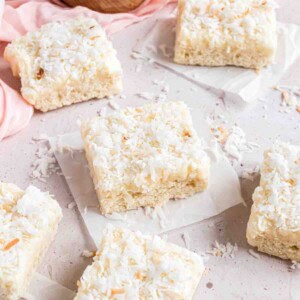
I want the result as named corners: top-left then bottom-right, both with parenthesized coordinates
top-left (0, 0), bottom-right (176, 141)
top-left (0, 78), bottom-right (33, 141)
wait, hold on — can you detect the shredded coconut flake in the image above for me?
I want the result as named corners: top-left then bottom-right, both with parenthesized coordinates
top-left (210, 121), bottom-right (259, 163)
top-left (224, 126), bottom-right (259, 161)
top-left (274, 85), bottom-right (300, 113)
top-left (67, 201), bottom-right (77, 209)
top-left (32, 133), bottom-right (49, 142)
top-left (131, 51), bottom-right (144, 60)
top-left (136, 85), bottom-right (169, 103)
top-left (104, 212), bottom-right (128, 221)
top-left (158, 44), bottom-right (172, 58)
top-left (248, 249), bottom-right (260, 259)
top-left (136, 92), bottom-right (156, 101)
top-left (83, 206), bottom-right (88, 215)
top-left (289, 260), bottom-right (300, 271)
top-left (108, 100), bottom-right (120, 110)
top-left (81, 250), bottom-right (95, 258)
top-left (31, 143), bottom-right (60, 182)
top-left (207, 241), bottom-right (238, 258)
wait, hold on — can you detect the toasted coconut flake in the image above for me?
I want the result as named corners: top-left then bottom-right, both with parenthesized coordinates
top-left (4, 238), bottom-right (20, 251)
top-left (111, 288), bottom-right (125, 295)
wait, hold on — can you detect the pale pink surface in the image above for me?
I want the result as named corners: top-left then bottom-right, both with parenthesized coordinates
top-left (0, 0), bottom-right (176, 141)
top-left (0, 1), bottom-right (298, 297)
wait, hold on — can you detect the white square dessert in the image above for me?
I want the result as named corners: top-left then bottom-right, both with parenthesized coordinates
top-left (74, 226), bottom-right (205, 299)
top-left (4, 17), bottom-right (123, 112)
top-left (247, 143), bottom-right (300, 261)
top-left (0, 183), bottom-right (62, 299)
top-left (174, 0), bottom-right (277, 69)
top-left (80, 101), bottom-right (210, 214)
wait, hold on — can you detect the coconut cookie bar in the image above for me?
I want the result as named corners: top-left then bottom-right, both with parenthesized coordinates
top-left (81, 101), bottom-right (210, 214)
top-left (74, 226), bottom-right (205, 300)
top-left (247, 143), bottom-right (300, 261)
top-left (4, 18), bottom-right (122, 112)
top-left (174, 0), bottom-right (277, 69)
top-left (0, 183), bottom-right (62, 299)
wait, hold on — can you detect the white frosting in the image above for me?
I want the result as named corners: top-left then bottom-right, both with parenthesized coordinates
top-left (179, 0), bottom-right (277, 46)
top-left (0, 183), bottom-right (62, 298)
top-left (253, 142), bottom-right (300, 232)
top-left (6, 17), bottom-right (122, 94)
top-left (75, 226), bottom-right (204, 299)
top-left (81, 101), bottom-right (210, 198)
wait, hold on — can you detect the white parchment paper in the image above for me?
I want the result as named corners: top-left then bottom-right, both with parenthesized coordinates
top-left (50, 108), bottom-right (243, 247)
top-left (25, 273), bottom-right (75, 300)
top-left (135, 19), bottom-right (300, 103)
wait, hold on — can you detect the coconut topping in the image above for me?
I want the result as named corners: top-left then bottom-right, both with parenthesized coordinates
top-left (0, 183), bottom-right (62, 294)
top-left (74, 226), bottom-right (204, 299)
top-left (80, 101), bottom-right (210, 198)
top-left (179, 0), bottom-right (277, 46)
top-left (253, 142), bottom-right (300, 232)
top-left (6, 17), bottom-right (121, 96)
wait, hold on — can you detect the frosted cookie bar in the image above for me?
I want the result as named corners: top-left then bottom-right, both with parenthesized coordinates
top-left (81, 101), bottom-right (210, 214)
top-left (4, 18), bottom-right (122, 112)
top-left (174, 0), bottom-right (277, 69)
top-left (0, 183), bottom-right (62, 299)
top-left (74, 226), bottom-right (205, 299)
top-left (247, 143), bottom-right (300, 261)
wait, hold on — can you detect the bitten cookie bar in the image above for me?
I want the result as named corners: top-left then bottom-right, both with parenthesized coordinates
top-left (74, 226), bottom-right (205, 299)
top-left (174, 0), bottom-right (277, 69)
top-left (0, 183), bottom-right (62, 299)
top-left (247, 143), bottom-right (300, 261)
top-left (81, 101), bottom-right (210, 214)
top-left (4, 17), bottom-right (122, 112)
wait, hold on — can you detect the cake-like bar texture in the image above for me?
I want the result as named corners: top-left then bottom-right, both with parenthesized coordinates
top-left (74, 226), bottom-right (205, 299)
top-left (174, 0), bottom-right (277, 69)
top-left (80, 101), bottom-right (210, 214)
top-left (4, 17), bottom-right (122, 112)
top-left (247, 143), bottom-right (300, 261)
top-left (0, 183), bottom-right (63, 299)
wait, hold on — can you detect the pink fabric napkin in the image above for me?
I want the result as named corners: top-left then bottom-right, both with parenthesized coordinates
top-left (0, 79), bottom-right (33, 141)
top-left (0, 0), bottom-right (176, 141)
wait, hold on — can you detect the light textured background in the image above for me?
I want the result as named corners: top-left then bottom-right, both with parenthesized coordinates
top-left (0, 0), bottom-right (299, 298)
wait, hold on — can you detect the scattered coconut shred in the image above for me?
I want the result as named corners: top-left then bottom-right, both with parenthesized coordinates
top-left (81, 250), bottom-right (95, 258)
top-left (289, 260), bottom-right (300, 271)
top-left (31, 132), bottom-right (84, 182)
top-left (31, 134), bottom-right (60, 182)
top-left (274, 85), bottom-right (300, 113)
top-left (108, 100), bottom-right (120, 110)
top-left (136, 83), bottom-right (169, 103)
top-left (67, 201), bottom-right (77, 209)
top-left (158, 43), bottom-right (173, 58)
top-left (104, 212), bottom-right (128, 222)
top-left (248, 249), bottom-right (260, 259)
top-left (210, 124), bottom-right (259, 163)
top-left (131, 50), bottom-right (155, 75)
top-left (144, 205), bottom-right (168, 229)
top-left (207, 241), bottom-right (238, 258)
